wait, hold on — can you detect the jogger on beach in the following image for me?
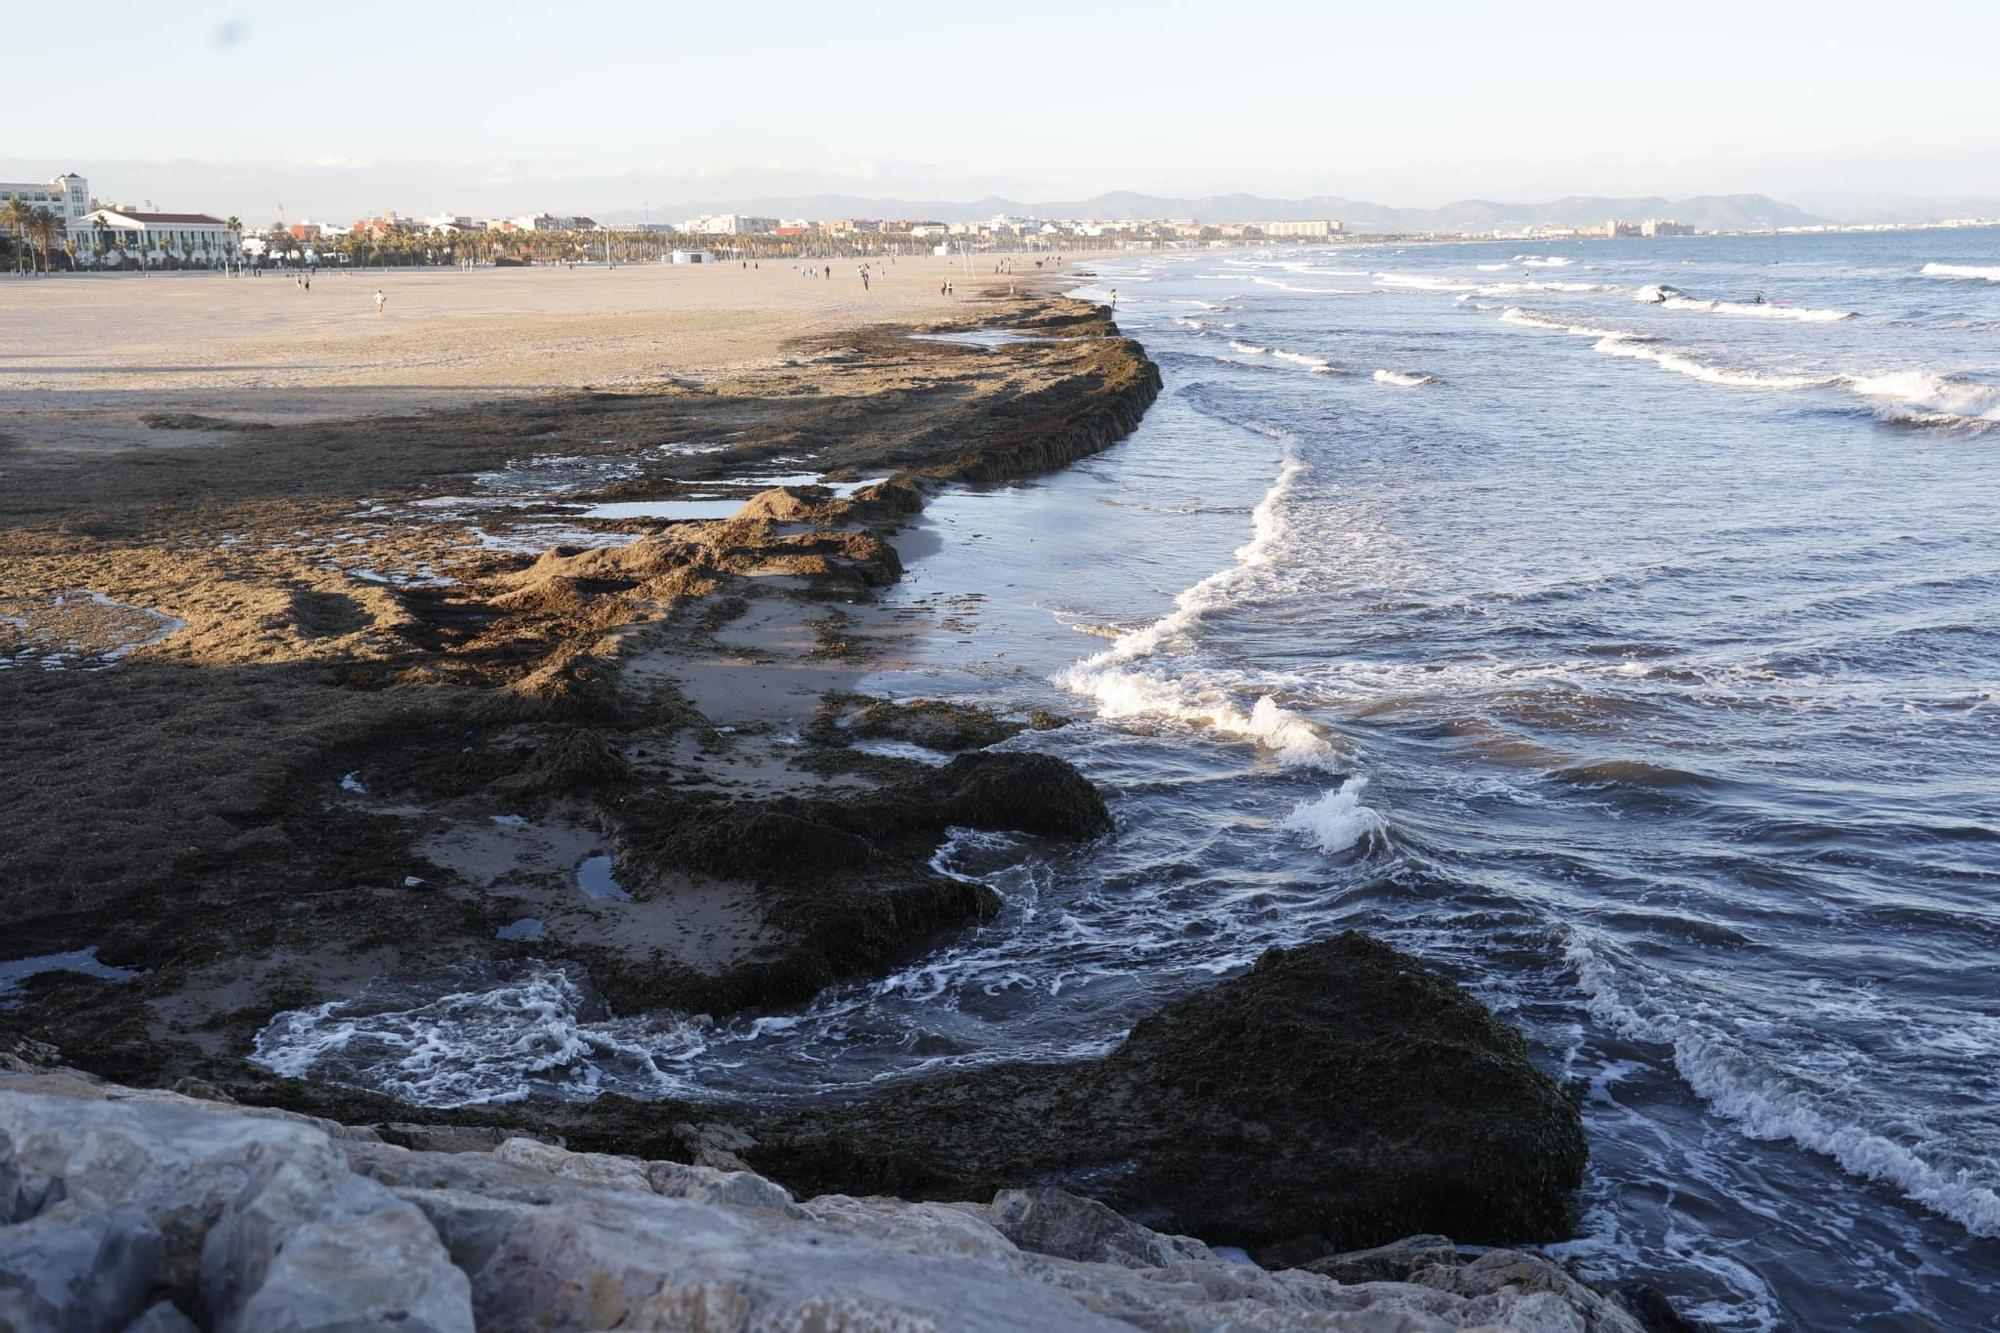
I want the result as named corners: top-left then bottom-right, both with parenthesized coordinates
top-left (373, 289), bottom-right (386, 316)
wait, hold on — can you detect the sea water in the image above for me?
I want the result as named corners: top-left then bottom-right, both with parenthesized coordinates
top-left (254, 229), bottom-right (2000, 1328)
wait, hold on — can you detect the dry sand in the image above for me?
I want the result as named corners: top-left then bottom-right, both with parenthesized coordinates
top-left (0, 254), bottom-right (1069, 457)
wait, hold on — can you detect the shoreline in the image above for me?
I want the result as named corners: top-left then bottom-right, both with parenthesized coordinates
top-left (0, 267), bottom-right (1680, 1327)
top-left (0, 271), bottom-right (1158, 1086)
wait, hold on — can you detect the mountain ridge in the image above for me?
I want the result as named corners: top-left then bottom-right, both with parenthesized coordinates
top-left (598, 191), bottom-right (1827, 232)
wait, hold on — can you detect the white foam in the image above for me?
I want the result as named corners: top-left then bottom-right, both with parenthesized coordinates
top-left (1279, 777), bottom-right (1387, 853)
top-left (1841, 370), bottom-right (2000, 425)
top-left (1921, 262), bottom-right (2000, 282)
top-left (1503, 308), bottom-right (1832, 390)
top-left (1516, 255), bottom-right (1573, 267)
top-left (1373, 369), bottom-right (1437, 388)
top-left (251, 965), bottom-right (710, 1106)
top-left (1592, 336), bottom-right (1833, 389)
top-left (1506, 306), bottom-right (1999, 424)
top-left (1227, 340), bottom-right (1336, 374)
top-left (1564, 928), bottom-right (2000, 1240)
top-left (1635, 285), bottom-right (1855, 323)
top-left (1053, 456), bottom-right (1343, 769)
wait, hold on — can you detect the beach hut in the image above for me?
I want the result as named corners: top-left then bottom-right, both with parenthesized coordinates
top-left (668, 249), bottom-right (715, 265)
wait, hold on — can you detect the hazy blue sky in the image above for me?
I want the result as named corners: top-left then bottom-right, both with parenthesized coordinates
top-left (6, 0), bottom-right (1998, 220)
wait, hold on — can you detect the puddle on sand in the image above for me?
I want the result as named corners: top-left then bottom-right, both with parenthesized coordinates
top-left (0, 591), bottom-right (185, 671)
top-left (575, 499), bottom-right (749, 522)
top-left (576, 855), bottom-right (631, 901)
top-left (907, 329), bottom-right (1055, 349)
top-left (0, 947), bottom-right (142, 1004)
top-left (495, 917), bottom-right (544, 942)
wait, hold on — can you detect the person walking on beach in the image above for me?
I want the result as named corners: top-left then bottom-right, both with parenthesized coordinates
top-left (373, 289), bottom-right (387, 316)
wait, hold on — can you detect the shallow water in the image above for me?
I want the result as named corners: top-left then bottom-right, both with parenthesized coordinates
top-left (0, 947), bottom-right (141, 1002)
top-left (255, 229), bottom-right (2000, 1328)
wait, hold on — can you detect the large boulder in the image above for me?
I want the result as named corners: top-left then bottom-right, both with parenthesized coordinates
top-left (0, 1087), bottom-right (472, 1332)
top-left (745, 932), bottom-right (1587, 1256)
top-left (0, 1069), bottom-right (1674, 1333)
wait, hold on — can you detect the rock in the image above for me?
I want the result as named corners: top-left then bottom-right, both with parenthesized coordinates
top-left (0, 1068), bottom-right (1682, 1333)
top-left (0, 1200), bottom-right (161, 1332)
top-left (0, 1088), bottom-right (471, 1332)
top-left (992, 1186), bottom-right (1204, 1269)
top-left (905, 751), bottom-right (1113, 838)
top-left (746, 932), bottom-right (1586, 1254)
top-left (1302, 1233), bottom-right (1459, 1284)
top-left (1406, 1249), bottom-right (1651, 1333)
top-left (644, 1159), bottom-right (796, 1213)
top-left (122, 1300), bottom-right (201, 1332)
top-left (198, 1150), bottom-right (471, 1333)
top-left (673, 1119), bottom-right (757, 1172)
top-left (492, 1137), bottom-right (652, 1192)
top-left (0, 1088), bottom-right (359, 1290)
top-left (374, 1122), bottom-right (534, 1155)
top-left (844, 696), bottom-right (1027, 752)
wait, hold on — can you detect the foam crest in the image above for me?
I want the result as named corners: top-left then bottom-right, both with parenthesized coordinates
top-left (1563, 929), bottom-right (2000, 1239)
top-left (1054, 457), bottom-right (1343, 768)
top-left (1279, 777), bottom-right (1388, 853)
top-left (1228, 340), bottom-right (1337, 374)
top-left (1841, 370), bottom-right (2000, 427)
top-left (1922, 262), bottom-right (2000, 282)
top-left (1592, 336), bottom-right (1833, 389)
top-left (1373, 369), bottom-right (1437, 388)
top-left (1635, 284), bottom-right (1855, 322)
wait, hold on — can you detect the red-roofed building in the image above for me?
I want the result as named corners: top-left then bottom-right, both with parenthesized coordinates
top-left (69, 208), bottom-right (242, 266)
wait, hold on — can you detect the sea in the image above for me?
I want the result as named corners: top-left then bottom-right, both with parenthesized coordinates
top-left (257, 229), bottom-right (2000, 1329)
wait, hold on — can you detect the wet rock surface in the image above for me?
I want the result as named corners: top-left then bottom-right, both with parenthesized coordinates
top-left (0, 1068), bottom-right (1667, 1332)
top-left (743, 933), bottom-right (1588, 1256)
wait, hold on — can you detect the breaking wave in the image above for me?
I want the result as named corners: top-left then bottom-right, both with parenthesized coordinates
top-left (1053, 455), bottom-right (1343, 768)
top-left (1373, 369), bottom-right (1438, 388)
top-left (1502, 307), bottom-right (1997, 422)
top-left (1634, 285), bottom-right (1855, 323)
top-left (1279, 777), bottom-right (1388, 853)
top-left (1563, 927), bottom-right (2000, 1240)
top-left (1921, 262), bottom-right (2000, 282)
top-left (1228, 340), bottom-right (1337, 374)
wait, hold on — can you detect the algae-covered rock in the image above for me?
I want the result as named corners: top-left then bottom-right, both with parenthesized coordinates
top-left (745, 932), bottom-right (1587, 1255)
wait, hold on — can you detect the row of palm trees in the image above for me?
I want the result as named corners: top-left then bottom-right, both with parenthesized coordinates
top-left (1, 198), bottom-right (68, 273)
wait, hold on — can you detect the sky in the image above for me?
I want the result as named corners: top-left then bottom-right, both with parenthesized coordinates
top-left (6, 0), bottom-right (1999, 222)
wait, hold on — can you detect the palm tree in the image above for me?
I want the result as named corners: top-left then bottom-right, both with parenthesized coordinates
top-left (22, 205), bottom-right (61, 273)
top-left (1, 197), bottom-right (36, 274)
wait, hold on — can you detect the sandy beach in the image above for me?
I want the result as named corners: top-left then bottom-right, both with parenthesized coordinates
top-left (0, 254), bottom-right (1059, 457)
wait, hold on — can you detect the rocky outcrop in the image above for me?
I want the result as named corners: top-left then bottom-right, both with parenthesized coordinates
top-left (0, 1068), bottom-right (1662, 1332)
top-left (588, 749), bottom-right (1113, 1015)
top-left (744, 932), bottom-right (1588, 1258)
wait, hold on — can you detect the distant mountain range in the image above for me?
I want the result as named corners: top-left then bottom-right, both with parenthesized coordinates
top-left (601, 191), bottom-right (1833, 233)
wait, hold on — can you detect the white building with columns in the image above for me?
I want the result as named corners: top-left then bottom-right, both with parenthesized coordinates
top-left (68, 209), bottom-right (242, 267)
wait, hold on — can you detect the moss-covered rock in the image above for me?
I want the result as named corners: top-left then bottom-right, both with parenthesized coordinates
top-left (743, 933), bottom-right (1585, 1257)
